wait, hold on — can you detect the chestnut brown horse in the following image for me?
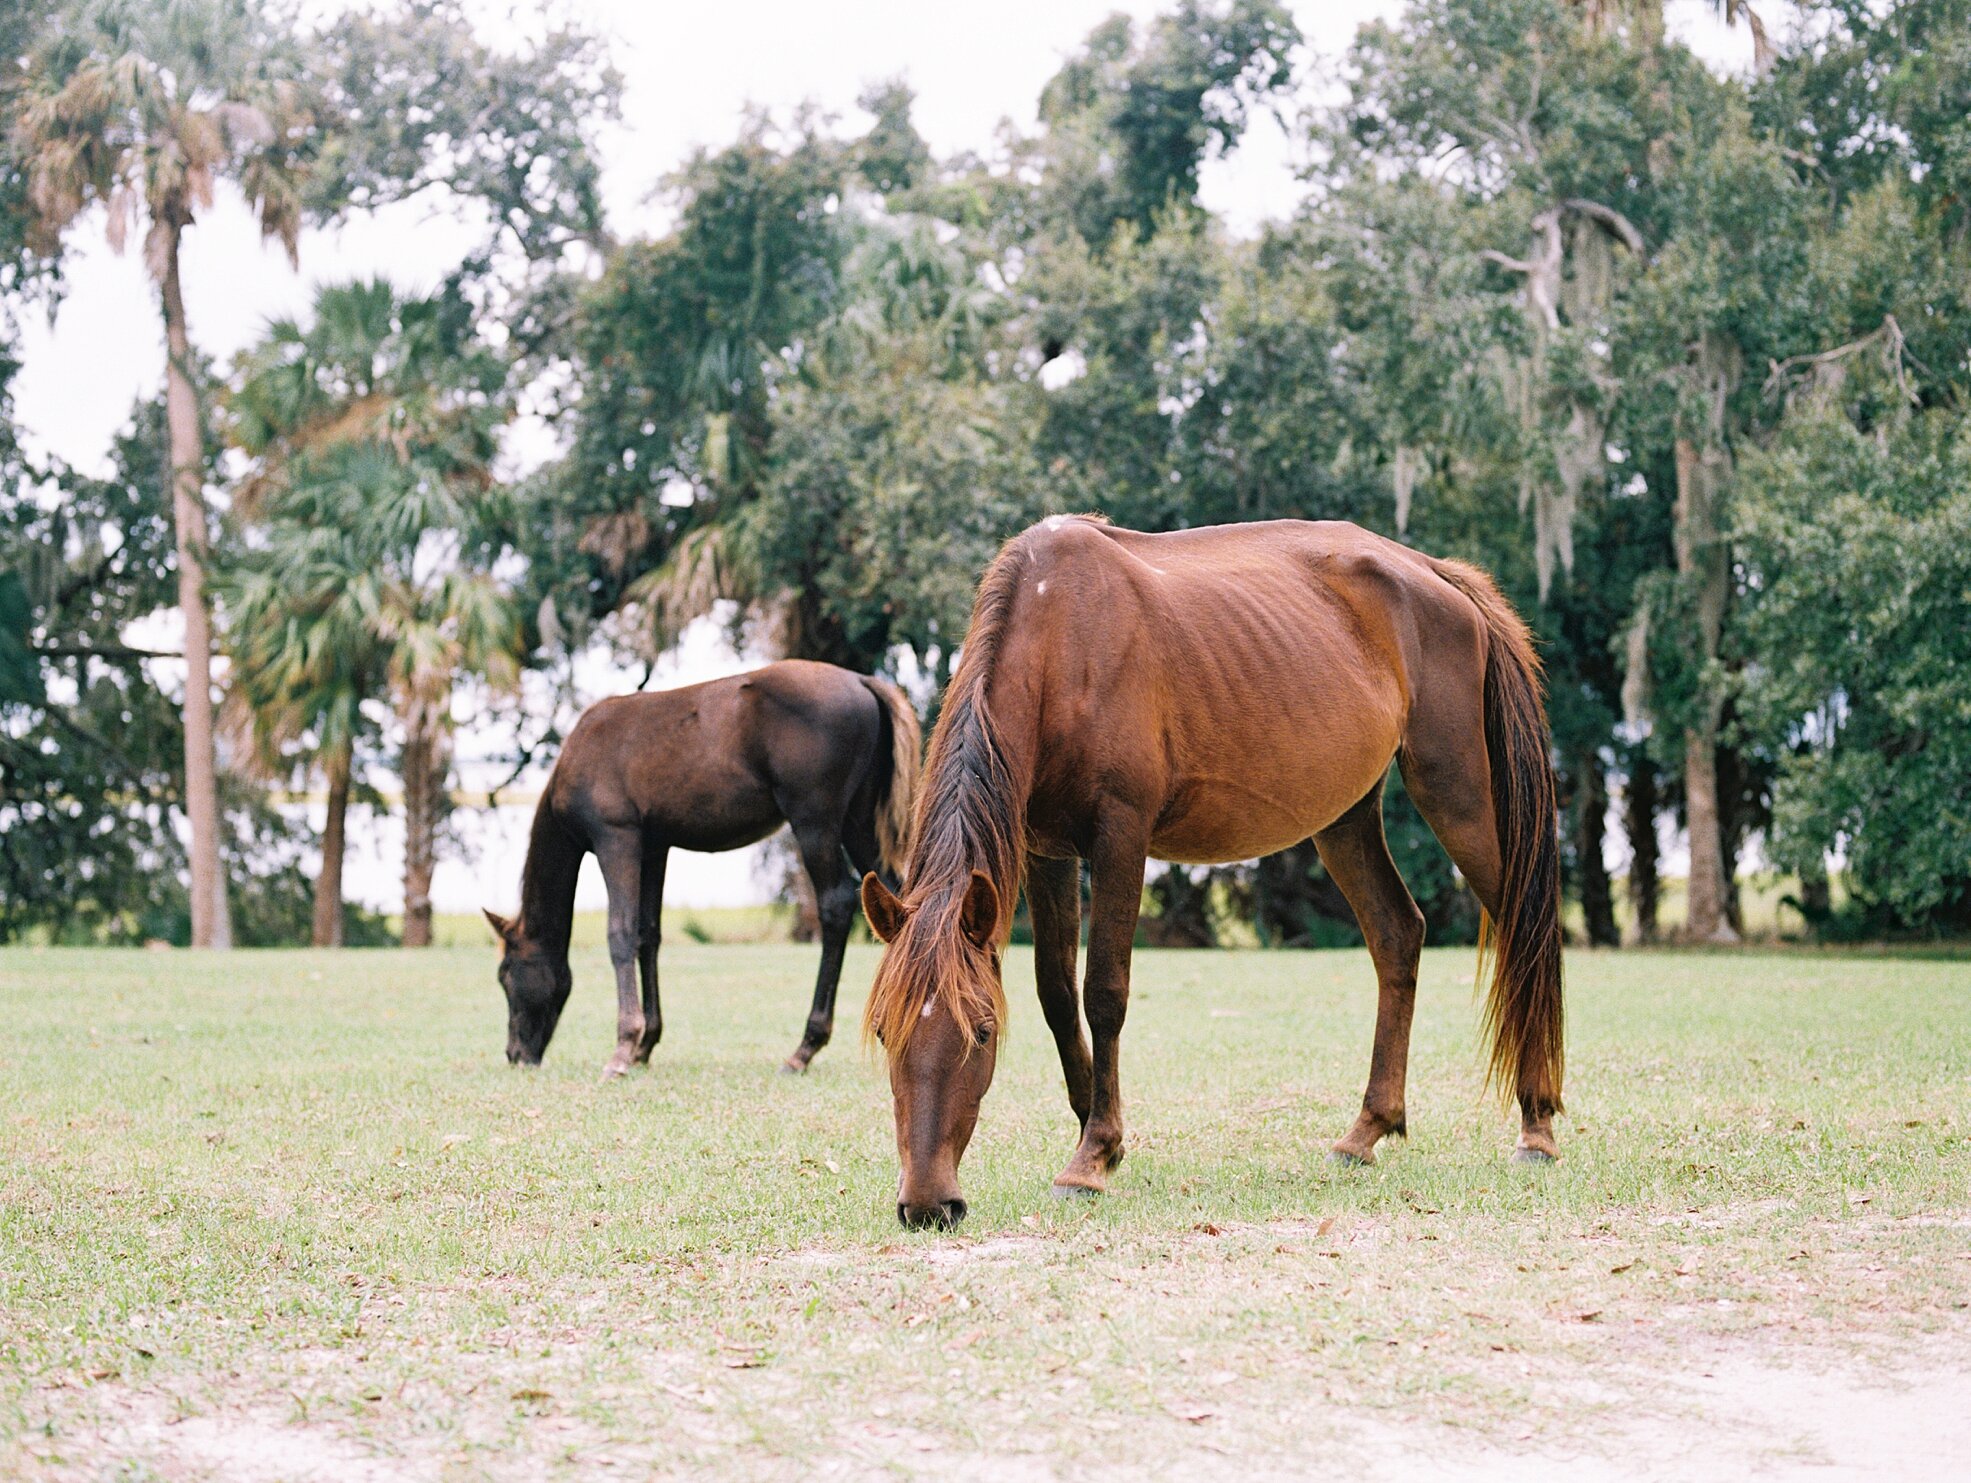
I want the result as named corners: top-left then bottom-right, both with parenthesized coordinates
top-left (487, 660), bottom-right (919, 1077)
top-left (860, 516), bottom-right (1563, 1229)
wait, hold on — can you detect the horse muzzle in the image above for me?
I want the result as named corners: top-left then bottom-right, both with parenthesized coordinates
top-left (897, 1198), bottom-right (968, 1231)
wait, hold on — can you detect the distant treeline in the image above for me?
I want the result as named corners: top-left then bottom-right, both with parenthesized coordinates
top-left (3, 0), bottom-right (1968, 947)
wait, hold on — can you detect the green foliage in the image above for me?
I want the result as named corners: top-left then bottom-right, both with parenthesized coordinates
top-left (0, 399), bottom-right (325, 944)
top-left (526, 115), bottom-right (853, 649)
top-left (1736, 406), bottom-right (1971, 933)
top-left (217, 277), bottom-right (521, 807)
top-left (305, 0), bottom-right (617, 264)
top-left (1037, 0), bottom-right (1298, 246)
top-left (12, 0), bottom-right (1971, 947)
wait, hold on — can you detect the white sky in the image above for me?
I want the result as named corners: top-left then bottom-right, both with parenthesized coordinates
top-left (11, 0), bottom-right (1743, 913)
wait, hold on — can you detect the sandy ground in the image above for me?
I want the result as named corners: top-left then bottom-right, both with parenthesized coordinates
top-left (28, 1324), bottom-right (1968, 1483)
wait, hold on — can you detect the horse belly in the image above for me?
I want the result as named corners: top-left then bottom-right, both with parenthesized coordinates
top-left (1149, 706), bottom-right (1402, 865)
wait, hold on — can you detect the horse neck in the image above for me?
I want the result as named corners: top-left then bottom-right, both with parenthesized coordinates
top-left (908, 678), bottom-right (1034, 921)
top-left (517, 800), bottom-right (583, 961)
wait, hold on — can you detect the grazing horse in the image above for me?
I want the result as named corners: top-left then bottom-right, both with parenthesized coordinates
top-left (486, 660), bottom-right (919, 1078)
top-left (860, 516), bottom-right (1563, 1230)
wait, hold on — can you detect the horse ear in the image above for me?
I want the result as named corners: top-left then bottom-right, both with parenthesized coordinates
top-left (959, 870), bottom-right (1000, 951)
top-left (482, 908), bottom-right (515, 942)
top-left (860, 873), bottom-right (909, 943)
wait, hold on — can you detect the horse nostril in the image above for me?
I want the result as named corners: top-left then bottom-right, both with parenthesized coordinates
top-left (898, 1200), bottom-right (965, 1231)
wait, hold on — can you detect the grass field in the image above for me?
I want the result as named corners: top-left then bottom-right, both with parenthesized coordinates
top-left (3, 942), bottom-right (1968, 1480)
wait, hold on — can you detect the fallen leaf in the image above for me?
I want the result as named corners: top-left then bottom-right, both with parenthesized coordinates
top-left (1610, 1259), bottom-right (1637, 1275)
top-left (1166, 1402), bottom-right (1215, 1423)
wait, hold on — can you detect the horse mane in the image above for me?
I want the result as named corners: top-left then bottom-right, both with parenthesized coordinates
top-left (862, 536), bottom-right (1038, 1055)
top-left (516, 790), bottom-right (583, 960)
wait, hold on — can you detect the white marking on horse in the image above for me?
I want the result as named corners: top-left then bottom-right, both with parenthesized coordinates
top-left (921, 999), bottom-right (936, 1019)
top-left (1036, 580), bottom-right (1048, 595)
top-left (1045, 515), bottom-right (1066, 532)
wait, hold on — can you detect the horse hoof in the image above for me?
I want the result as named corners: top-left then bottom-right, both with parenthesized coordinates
top-left (1049, 1182), bottom-right (1101, 1202)
top-left (1328, 1148), bottom-right (1373, 1168)
top-left (1512, 1146), bottom-right (1557, 1166)
top-left (780, 1057), bottom-right (810, 1076)
top-left (600, 1061), bottom-right (630, 1082)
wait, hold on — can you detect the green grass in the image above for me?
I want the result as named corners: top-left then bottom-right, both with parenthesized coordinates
top-left (423, 903), bottom-right (803, 948)
top-left (3, 943), bottom-right (1968, 1478)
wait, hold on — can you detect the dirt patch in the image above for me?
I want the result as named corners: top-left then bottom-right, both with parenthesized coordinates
top-left (1337, 1332), bottom-right (1971, 1482)
top-left (20, 1389), bottom-right (440, 1483)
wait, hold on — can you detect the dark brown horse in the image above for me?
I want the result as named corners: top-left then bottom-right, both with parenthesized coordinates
top-left (860, 516), bottom-right (1563, 1229)
top-left (487, 660), bottom-right (919, 1077)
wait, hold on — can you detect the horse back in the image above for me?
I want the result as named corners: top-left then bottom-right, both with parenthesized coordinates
top-left (545, 662), bottom-right (883, 852)
top-left (988, 518), bottom-right (1479, 862)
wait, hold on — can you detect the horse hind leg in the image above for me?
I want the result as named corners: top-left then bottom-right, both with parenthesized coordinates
top-left (783, 820), bottom-right (858, 1074)
top-left (1397, 740), bottom-right (1559, 1163)
top-left (1315, 786), bottom-right (1426, 1167)
top-left (633, 842), bottom-right (667, 1064)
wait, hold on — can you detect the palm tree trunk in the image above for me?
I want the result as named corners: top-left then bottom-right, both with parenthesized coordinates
top-left (161, 218), bottom-right (232, 950)
top-left (400, 720), bottom-right (446, 948)
top-left (312, 744), bottom-right (352, 948)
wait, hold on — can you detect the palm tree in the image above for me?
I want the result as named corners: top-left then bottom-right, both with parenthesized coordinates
top-left (219, 530), bottom-right (381, 946)
top-left (221, 279), bottom-right (520, 947)
top-left (11, 0), bottom-right (315, 948)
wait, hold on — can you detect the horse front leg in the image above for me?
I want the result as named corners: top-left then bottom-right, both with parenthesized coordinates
top-left (1052, 821), bottom-right (1147, 1197)
top-left (633, 842), bottom-right (667, 1064)
top-left (783, 824), bottom-right (856, 1073)
top-left (1027, 854), bottom-right (1091, 1131)
top-left (594, 830), bottom-right (645, 1081)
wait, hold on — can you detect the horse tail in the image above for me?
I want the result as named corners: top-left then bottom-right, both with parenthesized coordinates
top-left (860, 675), bottom-right (922, 883)
top-left (1432, 559), bottom-right (1565, 1116)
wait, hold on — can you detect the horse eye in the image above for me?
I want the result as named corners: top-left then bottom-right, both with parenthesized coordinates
top-left (973, 1023), bottom-right (994, 1048)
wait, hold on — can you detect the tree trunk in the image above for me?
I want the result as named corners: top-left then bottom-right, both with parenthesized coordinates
top-left (1673, 403), bottom-right (1738, 944)
top-left (1681, 723), bottom-right (1735, 942)
top-left (1575, 749), bottom-right (1620, 947)
top-left (1143, 865), bottom-right (1216, 948)
top-left (1624, 753), bottom-right (1661, 943)
top-left (312, 744), bottom-right (351, 948)
top-left (1797, 855), bottom-right (1831, 929)
top-left (1717, 742), bottom-right (1747, 936)
top-left (161, 218), bottom-right (232, 949)
top-left (784, 839), bottom-right (819, 943)
top-left (400, 720), bottom-right (446, 948)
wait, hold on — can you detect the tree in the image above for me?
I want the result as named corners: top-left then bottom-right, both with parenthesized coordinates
top-left (1035, 0), bottom-right (1299, 247)
top-left (11, 0), bottom-right (321, 947)
top-left (7, 0), bottom-right (613, 949)
top-left (503, 112), bottom-right (854, 689)
top-left (0, 396), bottom-right (319, 945)
top-left (222, 279), bottom-right (521, 947)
